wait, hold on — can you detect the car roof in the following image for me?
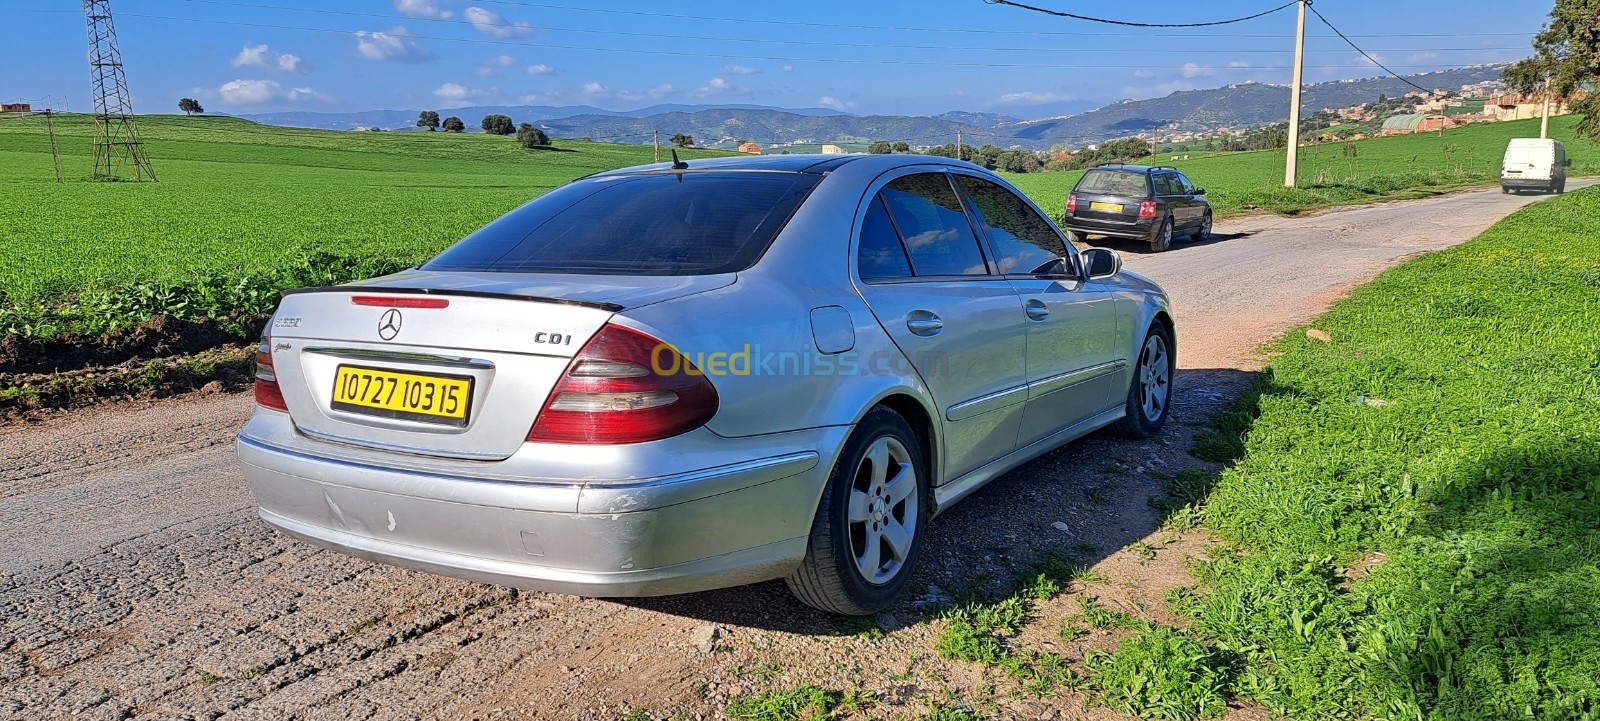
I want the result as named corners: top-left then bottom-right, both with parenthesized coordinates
top-left (1088, 164), bottom-right (1181, 173)
top-left (586, 153), bottom-right (867, 178)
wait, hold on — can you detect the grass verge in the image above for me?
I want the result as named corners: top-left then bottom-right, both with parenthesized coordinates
top-left (1171, 187), bottom-right (1600, 718)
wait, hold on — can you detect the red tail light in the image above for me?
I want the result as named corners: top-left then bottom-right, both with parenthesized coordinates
top-left (1139, 201), bottom-right (1158, 219)
top-left (254, 337), bottom-right (288, 412)
top-left (1066, 193), bottom-right (1078, 214)
top-left (527, 324), bottom-right (719, 444)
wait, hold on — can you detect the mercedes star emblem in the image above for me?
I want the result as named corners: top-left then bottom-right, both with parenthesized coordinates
top-left (377, 308), bottom-right (403, 341)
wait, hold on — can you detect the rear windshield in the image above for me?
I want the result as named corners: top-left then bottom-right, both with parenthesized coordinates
top-left (1075, 170), bottom-right (1149, 197)
top-left (423, 172), bottom-right (820, 276)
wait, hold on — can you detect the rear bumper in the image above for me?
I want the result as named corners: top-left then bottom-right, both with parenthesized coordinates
top-left (236, 413), bottom-right (846, 597)
top-left (1501, 176), bottom-right (1556, 189)
top-left (1063, 215), bottom-right (1156, 240)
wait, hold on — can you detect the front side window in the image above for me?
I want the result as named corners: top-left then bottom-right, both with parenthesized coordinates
top-left (1175, 173), bottom-right (1197, 194)
top-left (879, 173), bottom-right (989, 277)
top-left (424, 172), bottom-right (819, 276)
top-left (1076, 169), bottom-right (1150, 197)
top-left (954, 175), bottom-right (1068, 276)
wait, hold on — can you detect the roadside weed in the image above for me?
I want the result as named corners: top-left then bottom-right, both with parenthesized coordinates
top-left (725, 685), bottom-right (842, 721)
top-left (1086, 626), bottom-right (1235, 720)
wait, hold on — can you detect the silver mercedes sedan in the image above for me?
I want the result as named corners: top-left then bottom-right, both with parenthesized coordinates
top-left (237, 154), bottom-right (1174, 615)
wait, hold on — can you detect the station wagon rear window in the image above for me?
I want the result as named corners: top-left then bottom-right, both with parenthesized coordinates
top-left (1075, 170), bottom-right (1150, 197)
top-left (424, 172), bottom-right (820, 276)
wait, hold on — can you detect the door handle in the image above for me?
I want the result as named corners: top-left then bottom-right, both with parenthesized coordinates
top-left (906, 313), bottom-right (943, 336)
top-left (1024, 300), bottom-right (1050, 321)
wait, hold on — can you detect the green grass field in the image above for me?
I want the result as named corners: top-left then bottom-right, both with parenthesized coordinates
top-left (1005, 114), bottom-right (1599, 218)
top-left (0, 112), bottom-right (1594, 341)
top-left (1135, 187), bottom-right (1600, 718)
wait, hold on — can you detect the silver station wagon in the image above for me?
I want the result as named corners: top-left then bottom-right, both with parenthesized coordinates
top-left (237, 154), bottom-right (1175, 614)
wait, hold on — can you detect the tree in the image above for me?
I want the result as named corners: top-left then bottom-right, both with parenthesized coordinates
top-left (442, 116), bottom-right (465, 133)
top-left (892, 141), bottom-right (910, 153)
top-left (178, 98), bottom-right (204, 116)
top-left (669, 133), bottom-right (695, 148)
top-left (1504, 0), bottom-right (1600, 139)
top-left (481, 114), bottom-right (515, 135)
top-left (868, 140), bottom-right (892, 154)
top-left (417, 110), bottom-right (440, 131)
top-left (516, 122), bottom-right (550, 148)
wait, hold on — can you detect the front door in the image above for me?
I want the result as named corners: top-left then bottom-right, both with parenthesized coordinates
top-left (853, 171), bottom-right (1030, 480)
top-left (953, 173), bottom-right (1122, 448)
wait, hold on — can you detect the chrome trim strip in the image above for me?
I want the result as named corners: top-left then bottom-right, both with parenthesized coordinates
top-left (932, 406), bottom-right (1126, 513)
top-left (238, 434), bottom-right (818, 493)
top-left (1028, 359), bottom-right (1128, 399)
top-left (302, 346), bottom-right (495, 370)
top-left (945, 384), bottom-right (1030, 422)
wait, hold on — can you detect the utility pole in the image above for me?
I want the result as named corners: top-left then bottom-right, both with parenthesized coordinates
top-left (653, 129), bottom-right (660, 163)
top-left (956, 130), bottom-right (963, 161)
top-left (1540, 71), bottom-right (1552, 139)
top-left (1283, 0), bottom-right (1307, 188)
top-left (44, 109), bottom-right (63, 183)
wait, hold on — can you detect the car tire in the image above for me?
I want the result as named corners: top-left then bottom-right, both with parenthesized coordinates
top-left (1149, 218), bottom-right (1174, 252)
top-left (1108, 322), bottom-right (1175, 439)
top-left (786, 407), bottom-right (928, 615)
top-left (1502, 187), bottom-right (1511, 194)
top-left (1557, 182), bottom-right (1566, 195)
top-left (1191, 212), bottom-right (1213, 242)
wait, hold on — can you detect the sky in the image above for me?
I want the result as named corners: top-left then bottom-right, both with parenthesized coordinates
top-left (4, 0), bottom-right (1556, 120)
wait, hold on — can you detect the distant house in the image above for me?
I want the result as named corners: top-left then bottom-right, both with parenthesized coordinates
top-left (820, 144), bottom-right (846, 155)
top-left (1, 102), bottom-right (32, 113)
top-left (737, 141), bottom-right (762, 154)
top-left (1486, 88), bottom-right (1588, 122)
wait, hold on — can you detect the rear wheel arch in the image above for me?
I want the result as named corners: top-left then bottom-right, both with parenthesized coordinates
top-left (868, 393), bottom-right (939, 488)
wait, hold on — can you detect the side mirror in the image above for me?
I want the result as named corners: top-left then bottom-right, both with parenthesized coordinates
top-left (1194, 186), bottom-right (1207, 195)
top-left (1565, 158), bottom-right (1573, 167)
top-left (1081, 247), bottom-right (1122, 279)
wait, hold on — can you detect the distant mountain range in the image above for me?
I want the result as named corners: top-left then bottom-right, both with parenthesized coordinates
top-left (240, 65), bottom-right (1509, 150)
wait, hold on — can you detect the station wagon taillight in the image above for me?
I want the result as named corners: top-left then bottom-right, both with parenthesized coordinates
top-left (254, 336), bottom-right (288, 412)
top-left (527, 324), bottom-right (719, 444)
top-left (1139, 201), bottom-right (1158, 219)
top-left (1066, 193), bottom-right (1078, 214)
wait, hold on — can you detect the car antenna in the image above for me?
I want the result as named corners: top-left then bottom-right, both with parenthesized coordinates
top-left (670, 149), bottom-right (689, 170)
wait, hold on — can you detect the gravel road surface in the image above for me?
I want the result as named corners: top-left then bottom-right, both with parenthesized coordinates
top-left (3, 183), bottom-right (1590, 720)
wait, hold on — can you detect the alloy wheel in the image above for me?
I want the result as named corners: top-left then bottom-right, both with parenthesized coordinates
top-left (1139, 333), bottom-right (1171, 422)
top-left (847, 436), bottom-right (918, 585)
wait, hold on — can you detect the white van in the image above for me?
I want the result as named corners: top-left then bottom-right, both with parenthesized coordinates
top-left (1501, 138), bottom-right (1570, 194)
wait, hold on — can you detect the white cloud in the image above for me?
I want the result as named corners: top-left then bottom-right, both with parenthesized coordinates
top-left (1407, 52), bottom-right (1439, 63)
top-left (581, 82), bottom-right (609, 95)
top-left (781, 65), bottom-right (794, 73)
top-left (475, 54), bottom-right (517, 77)
top-left (217, 78), bottom-right (324, 105)
top-left (464, 7), bottom-right (533, 39)
top-left (996, 90), bottom-right (1070, 105)
top-left (393, 0), bottom-right (451, 20)
top-left (1132, 69), bottom-right (1155, 79)
top-left (231, 44), bottom-right (307, 74)
top-left (1181, 63), bottom-right (1215, 78)
top-left (815, 95), bottom-right (854, 111)
top-left (354, 27), bottom-right (434, 63)
top-left (526, 64), bottom-right (555, 75)
top-left (434, 82), bottom-right (473, 101)
top-left (1227, 61), bottom-right (1252, 69)
top-left (720, 65), bottom-right (761, 75)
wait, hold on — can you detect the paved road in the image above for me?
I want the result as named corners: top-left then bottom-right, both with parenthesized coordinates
top-left (2, 183), bottom-right (1590, 720)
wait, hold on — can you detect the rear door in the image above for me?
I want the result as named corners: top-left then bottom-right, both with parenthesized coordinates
top-left (852, 171), bottom-right (1029, 480)
top-left (1153, 172), bottom-right (1193, 229)
top-left (953, 173), bottom-right (1121, 447)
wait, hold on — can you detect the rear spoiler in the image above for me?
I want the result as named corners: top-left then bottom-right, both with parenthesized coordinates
top-left (280, 285), bottom-right (625, 313)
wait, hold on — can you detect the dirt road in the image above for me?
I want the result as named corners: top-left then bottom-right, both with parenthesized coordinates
top-left (3, 183), bottom-right (1590, 720)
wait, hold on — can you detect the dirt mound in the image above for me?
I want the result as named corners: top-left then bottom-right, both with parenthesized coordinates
top-left (0, 344), bottom-right (254, 422)
top-left (0, 313), bottom-right (268, 375)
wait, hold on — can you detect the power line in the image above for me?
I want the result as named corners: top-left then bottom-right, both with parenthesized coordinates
top-left (162, 0), bottom-right (1525, 55)
top-left (5, 8), bottom-right (1515, 72)
top-left (1308, 4), bottom-right (1432, 93)
top-left (983, 0), bottom-right (1298, 28)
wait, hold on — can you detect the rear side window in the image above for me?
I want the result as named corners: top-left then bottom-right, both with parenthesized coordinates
top-left (1154, 174), bottom-right (1180, 196)
top-left (857, 196), bottom-right (913, 280)
top-left (954, 175), bottom-right (1067, 275)
top-left (1076, 170), bottom-right (1150, 197)
top-left (879, 173), bottom-right (989, 277)
top-left (423, 172), bottom-right (819, 276)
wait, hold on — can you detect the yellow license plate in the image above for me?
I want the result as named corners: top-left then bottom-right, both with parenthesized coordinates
top-left (331, 365), bottom-right (472, 425)
top-left (1089, 201), bottom-right (1124, 212)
